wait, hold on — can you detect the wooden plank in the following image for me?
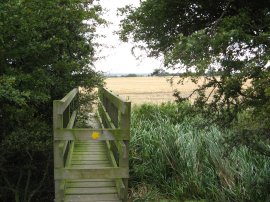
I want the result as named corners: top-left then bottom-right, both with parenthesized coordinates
top-left (64, 194), bottom-right (120, 202)
top-left (105, 142), bottom-right (125, 200)
top-left (74, 145), bottom-right (105, 149)
top-left (72, 155), bottom-right (107, 161)
top-left (71, 164), bottom-right (111, 168)
top-left (58, 88), bottom-right (79, 114)
top-left (74, 142), bottom-right (104, 144)
top-left (71, 160), bottom-right (109, 165)
top-left (67, 111), bottom-right (77, 129)
top-left (73, 149), bottom-right (105, 152)
top-left (74, 143), bottom-right (104, 146)
top-left (98, 99), bottom-right (127, 200)
top-left (53, 100), bottom-right (65, 202)
top-left (66, 181), bottom-right (115, 188)
top-left (71, 165), bottom-right (111, 169)
top-left (68, 179), bottom-right (113, 182)
top-left (119, 100), bottom-right (131, 202)
top-left (73, 150), bottom-right (105, 152)
top-left (99, 87), bottom-right (130, 114)
top-left (55, 128), bottom-right (129, 141)
top-left (72, 155), bottom-right (107, 158)
top-left (98, 101), bottom-right (116, 129)
top-left (65, 187), bottom-right (117, 194)
top-left (74, 145), bottom-right (105, 148)
top-left (72, 151), bottom-right (105, 153)
top-left (55, 167), bottom-right (129, 180)
top-left (65, 141), bottom-right (74, 167)
top-left (72, 152), bottom-right (106, 156)
top-left (73, 149), bottom-right (105, 151)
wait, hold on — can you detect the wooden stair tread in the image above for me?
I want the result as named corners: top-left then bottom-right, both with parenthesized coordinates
top-left (64, 140), bottom-right (120, 202)
top-left (70, 140), bottom-right (111, 167)
top-left (65, 187), bottom-right (117, 194)
top-left (66, 181), bottom-right (115, 188)
top-left (64, 194), bottom-right (121, 202)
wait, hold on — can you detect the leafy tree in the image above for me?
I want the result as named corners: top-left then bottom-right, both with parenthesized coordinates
top-left (119, 0), bottom-right (270, 155)
top-left (151, 68), bottom-right (169, 76)
top-left (0, 0), bottom-right (104, 201)
top-left (125, 73), bottom-right (138, 77)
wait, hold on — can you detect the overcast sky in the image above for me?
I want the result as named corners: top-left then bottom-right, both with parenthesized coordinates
top-left (93, 0), bottom-right (163, 75)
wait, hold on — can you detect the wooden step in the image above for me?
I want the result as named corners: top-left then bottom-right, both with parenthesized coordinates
top-left (64, 194), bottom-right (121, 202)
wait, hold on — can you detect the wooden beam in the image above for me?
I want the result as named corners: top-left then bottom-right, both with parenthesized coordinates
top-left (98, 100), bottom-right (116, 129)
top-left (53, 98), bottom-right (65, 202)
top-left (65, 194), bottom-right (119, 201)
top-left (54, 128), bottom-right (129, 141)
top-left (67, 110), bottom-right (77, 129)
top-left (99, 88), bottom-right (130, 114)
top-left (57, 88), bottom-right (79, 114)
top-left (54, 167), bottom-right (129, 180)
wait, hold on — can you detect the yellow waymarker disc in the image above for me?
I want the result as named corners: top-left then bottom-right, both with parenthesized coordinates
top-left (91, 131), bottom-right (100, 140)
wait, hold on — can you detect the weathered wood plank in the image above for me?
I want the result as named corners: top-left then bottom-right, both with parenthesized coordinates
top-left (53, 100), bottom-right (65, 202)
top-left (55, 167), bottom-right (129, 180)
top-left (98, 101), bottom-right (116, 129)
top-left (74, 144), bottom-right (104, 147)
top-left (65, 141), bottom-right (74, 167)
top-left (71, 165), bottom-right (111, 169)
top-left (66, 181), bottom-right (115, 188)
top-left (54, 128), bottom-right (129, 141)
top-left (58, 88), bottom-right (79, 114)
top-left (99, 87), bottom-right (130, 114)
top-left (72, 155), bottom-right (107, 161)
top-left (71, 160), bottom-right (109, 165)
top-left (73, 150), bottom-right (106, 155)
top-left (72, 153), bottom-right (107, 157)
top-left (68, 179), bottom-right (113, 182)
top-left (74, 146), bottom-right (105, 149)
top-left (66, 187), bottom-right (117, 194)
top-left (64, 194), bottom-right (120, 202)
top-left (75, 141), bottom-right (104, 144)
top-left (67, 110), bottom-right (77, 129)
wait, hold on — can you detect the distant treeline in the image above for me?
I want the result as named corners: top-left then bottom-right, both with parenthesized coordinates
top-left (105, 68), bottom-right (223, 78)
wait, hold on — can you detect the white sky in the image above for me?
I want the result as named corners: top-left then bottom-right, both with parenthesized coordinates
top-left (93, 0), bottom-right (163, 75)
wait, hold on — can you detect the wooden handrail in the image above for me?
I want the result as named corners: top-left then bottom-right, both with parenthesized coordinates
top-left (57, 88), bottom-right (79, 114)
top-left (98, 87), bottom-right (131, 201)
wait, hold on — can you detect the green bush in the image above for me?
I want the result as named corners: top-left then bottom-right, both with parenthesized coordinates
top-left (0, 0), bottom-right (104, 201)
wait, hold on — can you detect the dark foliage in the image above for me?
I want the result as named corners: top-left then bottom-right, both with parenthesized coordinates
top-left (0, 0), bottom-right (104, 201)
top-left (119, 0), bottom-right (270, 156)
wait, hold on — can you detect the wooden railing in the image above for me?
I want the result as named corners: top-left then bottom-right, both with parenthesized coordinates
top-left (53, 87), bottom-right (131, 202)
top-left (98, 88), bottom-right (131, 201)
top-left (53, 88), bottom-right (79, 201)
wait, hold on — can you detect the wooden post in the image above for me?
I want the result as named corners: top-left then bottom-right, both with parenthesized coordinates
top-left (119, 102), bottom-right (131, 202)
top-left (53, 101), bottom-right (64, 202)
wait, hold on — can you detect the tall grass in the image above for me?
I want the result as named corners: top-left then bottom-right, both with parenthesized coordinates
top-left (130, 103), bottom-right (270, 201)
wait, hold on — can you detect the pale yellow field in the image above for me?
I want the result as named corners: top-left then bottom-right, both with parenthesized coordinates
top-left (105, 76), bottom-right (211, 104)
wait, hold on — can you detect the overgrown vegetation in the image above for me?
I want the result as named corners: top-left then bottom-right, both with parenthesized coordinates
top-left (130, 103), bottom-right (270, 201)
top-left (0, 0), bottom-right (104, 201)
top-left (119, 0), bottom-right (270, 156)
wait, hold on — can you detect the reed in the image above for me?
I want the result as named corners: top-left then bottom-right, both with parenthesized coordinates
top-left (130, 103), bottom-right (270, 201)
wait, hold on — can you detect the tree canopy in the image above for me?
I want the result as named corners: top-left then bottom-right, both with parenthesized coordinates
top-left (119, 0), bottom-right (270, 155)
top-left (0, 0), bottom-right (104, 201)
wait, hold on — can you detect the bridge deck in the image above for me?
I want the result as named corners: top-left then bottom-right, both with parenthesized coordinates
top-left (64, 117), bottom-right (121, 202)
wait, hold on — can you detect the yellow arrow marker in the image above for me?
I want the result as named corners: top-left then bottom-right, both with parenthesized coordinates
top-left (91, 131), bottom-right (100, 140)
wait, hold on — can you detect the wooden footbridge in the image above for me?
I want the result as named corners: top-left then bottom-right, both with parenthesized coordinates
top-left (53, 88), bottom-right (131, 202)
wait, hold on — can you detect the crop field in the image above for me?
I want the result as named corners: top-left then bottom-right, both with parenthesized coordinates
top-left (105, 76), bottom-right (211, 104)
